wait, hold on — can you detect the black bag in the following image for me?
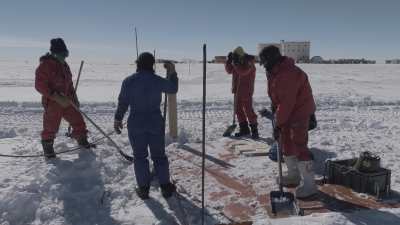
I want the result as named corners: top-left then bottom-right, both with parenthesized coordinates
top-left (308, 113), bottom-right (317, 130)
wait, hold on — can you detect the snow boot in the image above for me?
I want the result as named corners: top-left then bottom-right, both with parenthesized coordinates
top-left (160, 182), bottom-right (176, 198)
top-left (135, 185), bottom-right (150, 200)
top-left (295, 160), bottom-right (318, 199)
top-left (234, 122), bottom-right (250, 137)
top-left (249, 123), bottom-right (259, 139)
top-left (278, 156), bottom-right (301, 187)
top-left (41, 139), bottom-right (56, 159)
top-left (77, 136), bottom-right (96, 149)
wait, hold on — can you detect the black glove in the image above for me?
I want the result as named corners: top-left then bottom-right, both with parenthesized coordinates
top-left (259, 108), bottom-right (274, 120)
top-left (227, 52), bottom-right (233, 64)
top-left (273, 126), bottom-right (280, 141)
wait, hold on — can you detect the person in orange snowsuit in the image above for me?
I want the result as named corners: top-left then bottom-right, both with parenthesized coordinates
top-left (35, 38), bottom-right (92, 159)
top-left (259, 45), bottom-right (317, 198)
top-left (225, 47), bottom-right (259, 139)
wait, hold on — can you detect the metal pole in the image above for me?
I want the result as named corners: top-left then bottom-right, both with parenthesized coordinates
top-left (74, 60), bottom-right (84, 93)
top-left (201, 44), bottom-right (206, 225)
top-left (153, 49), bottom-right (156, 71)
top-left (188, 61), bottom-right (191, 76)
top-left (135, 27), bottom-right (139, 59)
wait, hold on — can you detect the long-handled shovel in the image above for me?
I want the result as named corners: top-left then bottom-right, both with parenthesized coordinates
top-left (223, 93), bottom-right (237, 137)
top-left (269, 121), bottom-right (302, 216)
top-left (223, 73), bottom-right (239, 137)
top-left (69, 101), bottom-right (134, 162)
top-left (259, 108), bottom-right (282, 162)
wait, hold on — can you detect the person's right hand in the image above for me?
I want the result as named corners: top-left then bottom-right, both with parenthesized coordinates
top-left (51, 93), bottom-right (70, 108)
top-left (114, 120), bottom-right (123, 134)
top-left (227, 52), bottom-right (233, 64)
top-left (163, 61), bottom-right (176, 75)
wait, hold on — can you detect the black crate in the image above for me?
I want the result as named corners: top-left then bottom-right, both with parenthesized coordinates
top-left (324, 159), bottom-right (391, 197)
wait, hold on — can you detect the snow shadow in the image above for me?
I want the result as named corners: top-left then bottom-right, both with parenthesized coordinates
top-left (310, 190), bottom-right (400, 224)
top-left (51, 150), bottom-right (118, 225)
top-left (144, 192), bottom-right (220, 225)
top-left (345, 208), bottom-right (400, 225)
top-left (143, 198), bottom-right (180, 225)
top-left (309, 147), bottom-right (337, 176)
top-left (178, 144), bottom-right (235, 169)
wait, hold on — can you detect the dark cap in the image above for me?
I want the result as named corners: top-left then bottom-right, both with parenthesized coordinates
top-left (136, 52), bottom-right (155, 72)
top-left (50, 38), bottom-right (68, 54)
top-left (259, 45), bottom-right (281, 63)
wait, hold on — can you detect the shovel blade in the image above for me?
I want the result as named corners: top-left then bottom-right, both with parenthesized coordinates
top-left (223, 124), bottom-right (237, 137)
top-left (270, 191), bottom-right (300, 216)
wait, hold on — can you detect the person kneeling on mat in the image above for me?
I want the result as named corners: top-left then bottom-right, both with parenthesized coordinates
top-left (259, 45), bottom-right (317, 198)
top-left (114, 52), bottom-right (178, 200)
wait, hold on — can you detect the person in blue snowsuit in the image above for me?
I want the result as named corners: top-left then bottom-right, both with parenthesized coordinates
top-left (114, 52), bottom-right (178, 199)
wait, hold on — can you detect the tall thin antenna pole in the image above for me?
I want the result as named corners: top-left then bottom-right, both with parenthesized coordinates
top-left (201, 43), bottom-right (207, 225)
top-left (153, 49), bottom-right (156, 71)
top-left (135, 27), bottom-right (139, 59)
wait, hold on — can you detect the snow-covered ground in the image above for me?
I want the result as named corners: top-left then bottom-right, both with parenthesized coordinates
top-left (1, 60), bottom-right (400, 225)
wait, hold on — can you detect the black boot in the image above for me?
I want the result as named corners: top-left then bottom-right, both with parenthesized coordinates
top-left (41, 140), bottom-right (56, 159)
top-left (160, 182), bottom-right (176, 198)
top-left (135, 185), bottom-right (150, 200)
top-left (77, 136), bottom-right (96, 149)
top-left (250, 123), bottom-right (259, 139)
top-left (234, 122), bottom-right (250, 137)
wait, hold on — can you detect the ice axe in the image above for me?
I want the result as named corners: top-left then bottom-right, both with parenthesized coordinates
top-left (66, 60), bottom-right (84, 137)
top-left (269, 120), bottom-right (302, 216)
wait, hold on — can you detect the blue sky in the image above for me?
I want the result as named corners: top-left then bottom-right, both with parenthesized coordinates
top-left (0, 0), bottom-right (399, 62)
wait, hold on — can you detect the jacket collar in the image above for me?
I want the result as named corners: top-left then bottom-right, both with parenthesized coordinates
top-left (269, 56), bottom-right (294, 76)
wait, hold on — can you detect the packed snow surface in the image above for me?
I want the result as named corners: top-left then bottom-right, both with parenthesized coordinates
top-left (1, 60), bottom-right (400, 224)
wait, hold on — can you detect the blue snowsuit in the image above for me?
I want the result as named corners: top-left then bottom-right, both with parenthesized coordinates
top-left (115, 70), bottom-right (178, 187)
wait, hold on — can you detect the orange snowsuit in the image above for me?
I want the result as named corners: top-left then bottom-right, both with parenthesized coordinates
top-left (267, 57), bottom-right (316, 160)
top-left (225, 60), bottom-right (258, 124)
top-left (35, 54), bottom-right (87, 140)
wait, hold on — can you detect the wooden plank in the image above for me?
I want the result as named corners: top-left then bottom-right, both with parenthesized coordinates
top-left (168, 93), bottom-right (178, 139)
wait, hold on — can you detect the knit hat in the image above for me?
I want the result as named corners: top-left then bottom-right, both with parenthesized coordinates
top-left (259, 45), bottom-right (282, 72)
top-left (233, 46), bottom-right (246, 57)
top-left (50, 38), bottom-right (68, 54)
